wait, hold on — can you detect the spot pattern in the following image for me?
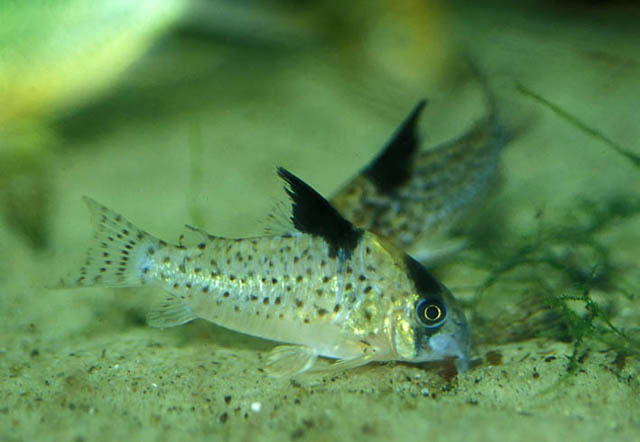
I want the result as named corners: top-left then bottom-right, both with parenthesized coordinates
top-left (148, 228), bottom-right (396, 349)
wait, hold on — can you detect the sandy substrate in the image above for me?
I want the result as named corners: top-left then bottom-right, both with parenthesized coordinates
top-left (1, 2), bottom-right (639, 441)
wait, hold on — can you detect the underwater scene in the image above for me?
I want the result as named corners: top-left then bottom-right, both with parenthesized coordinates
top-left (1, 0), bottom-right (639, 440)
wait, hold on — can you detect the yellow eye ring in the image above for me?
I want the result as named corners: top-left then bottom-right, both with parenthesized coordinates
top-left (416, 299), bottom-right (447, 328)
top-left (425, 304), bottom-right (442, 321)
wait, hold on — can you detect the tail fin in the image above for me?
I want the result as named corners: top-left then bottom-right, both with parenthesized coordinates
top-left (58, 197), bottom-right (165, 289)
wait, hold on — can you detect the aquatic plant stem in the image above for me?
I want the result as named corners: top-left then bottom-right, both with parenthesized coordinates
top-left (516, 83), bottom-right (640, 169)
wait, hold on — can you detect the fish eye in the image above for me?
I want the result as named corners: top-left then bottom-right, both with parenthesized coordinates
top-left (416, 299), bottom-right (447, 328)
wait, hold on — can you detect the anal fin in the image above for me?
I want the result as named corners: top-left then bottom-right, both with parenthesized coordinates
top-left (147, 296), bottom-right (197, 328)
top-left (264, 345), bottom-right (317, 378)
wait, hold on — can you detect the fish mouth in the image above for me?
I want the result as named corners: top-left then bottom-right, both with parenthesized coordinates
top-left (426, 333), bottom-right (470, 372)
top-left (455, 352), bottom-right (470, 372)
top-left (454, 331), bottom-right (471, 372)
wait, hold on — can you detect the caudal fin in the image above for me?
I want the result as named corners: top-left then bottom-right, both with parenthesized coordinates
top-left (58, 197), bottom-right (165, 289)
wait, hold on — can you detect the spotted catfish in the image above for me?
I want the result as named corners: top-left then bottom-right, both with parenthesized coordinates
top-left (60, 168), bottom-right (470, 376)
top-left (331, 99), bottom-right (510, 256)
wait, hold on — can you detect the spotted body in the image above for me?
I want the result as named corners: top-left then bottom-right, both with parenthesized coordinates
top-left (331, 100), bottom-right (509, 250)
top-left (61, 168), bottom-right (470, 376)
top-left (149, 230), bottom-right (443, 361)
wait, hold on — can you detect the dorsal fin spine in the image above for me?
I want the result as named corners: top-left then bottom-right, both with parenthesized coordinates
top-left (363, 99), bottom-right (427, 193)
top-left (277, 167), bottom-right (362, 259)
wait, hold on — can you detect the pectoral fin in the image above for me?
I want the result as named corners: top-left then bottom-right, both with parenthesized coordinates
top-left (410, 237), bottom-right (467, 266)
top-left (264, 345), bottom-right (318, 377)
top-left (265, 348), bottom-right (380, 379)
top-left (309, 352), bottom-right (377, 375)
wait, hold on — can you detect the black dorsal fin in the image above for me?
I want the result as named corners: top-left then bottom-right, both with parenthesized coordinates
top-left (363, 99), bottom-right (427, 193)
top-left (277, 167), bottom-right (362, 259)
